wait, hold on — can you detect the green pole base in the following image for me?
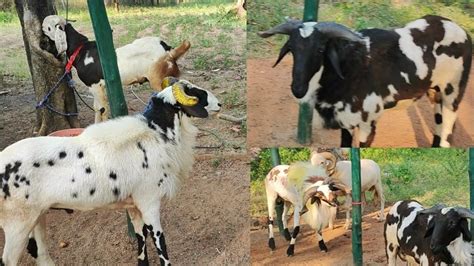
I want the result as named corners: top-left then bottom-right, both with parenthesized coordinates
top-left (351, 148), bottom-right (363, 265)
top-left (297, 102), bottom-right (314, 145)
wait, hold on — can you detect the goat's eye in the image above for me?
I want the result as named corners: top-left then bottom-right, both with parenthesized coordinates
top-left (48, 26), bottom-right (51, 31)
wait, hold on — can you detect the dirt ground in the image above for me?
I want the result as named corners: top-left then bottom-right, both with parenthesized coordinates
top-left (0, 155), bottom-right (250, 265)
top-left (251, 207), bottom-right (401, 265)
top-left (247, 57), bottom-right (474, 148)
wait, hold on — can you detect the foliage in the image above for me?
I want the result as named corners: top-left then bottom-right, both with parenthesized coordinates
top-left (250, 148), bottom-right (311, 181)
top-left (251, 148), bottom-right (470, 217)
top-left (248, 0), bottom-right (474, 58)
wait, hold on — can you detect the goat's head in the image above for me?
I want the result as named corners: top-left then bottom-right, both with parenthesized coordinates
top-left (303, 179), bottom-right (350, 208)
top-left (310, 151), bottom-right (337, 175)
top-left (42, 15), bottom-right (67, 55)
top-left (148, 40), bottom-right (191, 91)
top-left (153, 77), bottom-right (221, 118)
top-left (419, 205), bottom-right (474, 255)
top-left (259, 19), bottom-right (365, 99)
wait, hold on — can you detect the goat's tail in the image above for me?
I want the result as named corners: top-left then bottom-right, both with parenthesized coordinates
top-left (169, 40), bottom-right (191, 60)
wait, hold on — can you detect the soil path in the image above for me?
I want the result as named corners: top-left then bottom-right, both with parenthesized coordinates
top-left (251, 208), bottom-right (403, 265)
top-left (247, 57), bottom-right (474, 148)
top-left (0, 155), bottom-right (250, 265)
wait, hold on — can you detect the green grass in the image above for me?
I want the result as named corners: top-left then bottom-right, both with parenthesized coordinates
top-left (250, 148), bottom-right (470, 217)
top-left (248, 0), bottom-right (474, 58)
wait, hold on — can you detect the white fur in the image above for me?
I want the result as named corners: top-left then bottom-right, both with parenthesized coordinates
top-left (446, 235), bottom-right (472, 265)
top-left (299, 22), bottom-right (318, 38)
top-left (395, 22), bottom-right (429, 79)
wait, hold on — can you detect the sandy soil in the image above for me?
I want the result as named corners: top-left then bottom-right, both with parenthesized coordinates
top-left (0, 155), bottom-right (250, 265)
top-left (251, 207), bottom-right (401, 266)
top-left (247, 57), bottom-right (474, 148)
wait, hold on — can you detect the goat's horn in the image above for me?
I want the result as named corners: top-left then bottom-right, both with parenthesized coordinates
top-left (161, 76), bottom-right (179, 89)
top-left (302, 187), bottom-right (319, 207)
top-left (419, 204), bottom-right (447, 214)
top-left (172, 83), bottom-right (198, 106)
top-left (454, 207), bottom-right (474, 219)
top-left (314, 22), bottom-right (365, 43)
top-left (258, 19), bottom-right (302, 38)
top-left (320, 152), bottom-right (337, 175)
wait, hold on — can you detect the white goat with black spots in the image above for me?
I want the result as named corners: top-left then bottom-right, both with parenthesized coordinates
top-left (310, 151), bottom-right (385, 229)
top-left (0, 78), bottom-right (220, 266)
top-left (265, 162), bottom-right (350, 256)
top-left (42, 15), bottom-right (190, 123)
top-left (385, 200), bottom-right (474, 265)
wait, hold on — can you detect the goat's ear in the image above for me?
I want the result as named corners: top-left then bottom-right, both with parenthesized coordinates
top-left (311, 196), bottom-right (321, 205)
top-left (273, 41), bottom-right (291, 67)
top-left (327, 45), bottom-right (344, 80)
top-left (182, 104), bottom-right (208, 118)
top-left (460, 219), bottom-right (472, 242)
top-left (54, 24), bottom-right (67, 55)
top-left (424, 219), bottom-right (435, 238)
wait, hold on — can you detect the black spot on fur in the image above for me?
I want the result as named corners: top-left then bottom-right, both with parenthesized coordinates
top-left (78, 151), bottom-right (84, 158)
top-left (292, 226), bottom-right (300, 239)
top-left (33, 162), bottom-right (40, 168)
top-left (375, 104), bottom-right (381, 113)
top-left (85, 167), bottom-right (92, 174)
top-left (15, 175), bottom-right (19, 181)
top-left (59, 151), bottom-right (67, 159)
top-left (158, 179), bottom-right (164, 187)
top-left (48, 160), bottom-right (55, 166)
top-left (25, 180), bottom-right (30, 186)
top-left (445, 84), bottom-right (454, 95)
top-left (432, 135), bottom-right (441, 147)
top-left (138, 142), bottom-right (150, 169)
top-left (113, 187), bottom-right (120, 196)
top-left (109, 171), bottom-right (117, 180)
top-left (389, 243), bottom-right (394, 252)
top-left (71, 178), bottom-right (75, 183)
top-left (159, 258), bottom-right (165, 266)
top-left (164, 173), bottom-right (168, 178)
top-left (25, 194), bottom-right (29, 199)
top-left (20, 176), bottom-right (26, 182)
top-left (268, 237), bottom-right (275, 250)
top-left (72, 192), bottom-right (78, 198)
top-left (14, 183), bottom-right (19, 188)
top-left (386, 213), bottom-right (399, 225)
top-left (435, 113), bottom-right (442, 124)
top-left (27, 238), bottom-right (38, 258)
top-left (90, 188), bottom-right (96, 196)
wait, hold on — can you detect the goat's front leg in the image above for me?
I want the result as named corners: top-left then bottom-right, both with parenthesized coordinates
top-left (136, 200), bottom-right (170, 266)
top-left (2, 217), bottom-right (39, 266)
top-left (358, 122), bottom-right (376, 147)
top-left (340, 128), bottom-right (353, 147)
top-left (128, 208), bottom-right (149, 266)
top-left (27, 214), bottom-right (54, 266)
top-left (286, 205), bottom-right (301, 257)
top-left (328, 206), bottom-right (337, 230)
top-left (316, 230), bottom-right (328, 252)
top-left (282, 201), bottom-right (291, 241)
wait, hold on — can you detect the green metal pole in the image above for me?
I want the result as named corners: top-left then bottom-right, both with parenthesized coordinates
top-left (297, 0), bottom-right (319, 145)
top-left (270, 148), bottom-right (285, 235)
top-left (87, 1), bottom-right (133, 238)
top-left (469, 148), bottom-right (474, 239)
top-left (351, 148), bottom-right (363, 266)
top-left (87, 0), bottom-right (128, 118)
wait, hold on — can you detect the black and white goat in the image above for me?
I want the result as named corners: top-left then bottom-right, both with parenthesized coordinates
top-left (0, 78), bottom-right (220, 265)
top-left (42, 15), bottom-right (190, 123)
top-left (265, 162), bottom-right (349, 256)
top-left (384, 200), bottom-right (474, 265)
top-left (259, 15), bottom-right (472, 147)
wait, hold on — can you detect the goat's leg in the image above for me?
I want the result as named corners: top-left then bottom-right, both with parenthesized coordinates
top-left (344, 195), bottom-right (352, 230)
top-left (358, 122), bottom-right (376, 147)
top-left (265, 188), bottom-right (278, 250)
top-left (128, 208), bottom-right (149, 266)
top-left (2, 218), bottom-right (38, 265)
top-left (328, 206), bottom-right (337, 230)
top-left (281, 201), bottom-right (291, 241)
top-left (286, 206), bottom-right (301, 257)
top-left (386, 242), bottom-right (398, 266)
top-left (340, 128), bottom-right (353, 147)
top-left (89, 81), bottom-right (109, 123)
top-left (438, 91), bottom-right (459, 148)
top-left (375, 182), bottom-right (385, 222)
top-left (316, 230), bottom-right (328, 252)
top-left (27, 214), bottom-right (54, 266)
top-left (432, 100), bottom-right (443, 147)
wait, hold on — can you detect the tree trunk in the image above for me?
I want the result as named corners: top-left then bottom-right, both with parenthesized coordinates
top-left (15, 0), bottom-right (80, 136)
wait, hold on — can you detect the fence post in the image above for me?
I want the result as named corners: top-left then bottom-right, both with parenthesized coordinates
top-left (87, 1), bottom-right (134, 238)
top-left (351, 148), bottom-right (363, 265)
top-left (297, 0), bottom-right (319, 144)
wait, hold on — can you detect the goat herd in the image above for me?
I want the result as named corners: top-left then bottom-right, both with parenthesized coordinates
top-left (0, 5), bottom-right (473, 266)
top-left (264, 150), bottom-right (474, 265)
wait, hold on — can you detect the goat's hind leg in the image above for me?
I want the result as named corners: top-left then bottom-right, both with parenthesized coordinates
top-left (265, 187), bottom-right (278, 250)
top-left (286, 205), bottom-right (301, 257)
top-left (27, 214), bottom-right (54, 266)
top-left (340, 128), bottom-right (353, 147)
top-left (2, 216), bottom-right (39, 265)
top-left (128, 208), bottom-right (149, 266)
top-left (281, 201), bottom-right (291, 241)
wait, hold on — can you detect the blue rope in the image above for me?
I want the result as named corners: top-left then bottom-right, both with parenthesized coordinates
top-left (36, 71), bottom-right (79, 117)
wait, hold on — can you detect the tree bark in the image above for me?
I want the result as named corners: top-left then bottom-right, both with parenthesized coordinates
top-left (15, 0), bottom-right (80, 136)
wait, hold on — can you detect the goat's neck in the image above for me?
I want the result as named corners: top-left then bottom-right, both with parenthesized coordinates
top-left (143, 99), bottom-right (180, 134)
top-left (65, 23), bottom-right (88, 57)
top-left (447, 234), bottom-right (472, 265)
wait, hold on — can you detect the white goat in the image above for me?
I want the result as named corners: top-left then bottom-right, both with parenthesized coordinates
top-left (0, 78), bottom-right (220, 266)
top-left (310, 152), bottom-right (385, 229)
top-left (42, 15), bottom-right (190, 123)
top-left (265, 162), bottom-right (349, 256)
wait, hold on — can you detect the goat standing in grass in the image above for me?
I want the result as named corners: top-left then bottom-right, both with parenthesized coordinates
top-left (0, 78), bottom-right (220, 265)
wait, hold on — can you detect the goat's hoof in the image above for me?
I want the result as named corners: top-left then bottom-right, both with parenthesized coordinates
top-left (283, 228), bottom-right (291, 241)
top-left (286, 244), bottom-right (295, 256)
top-left (318, 240), bottom-right (328, 252)
top-left (268, 237), bottom-right (276, 250)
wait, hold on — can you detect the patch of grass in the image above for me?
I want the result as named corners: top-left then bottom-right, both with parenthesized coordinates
top-left (248, 0), bottom-right (474, 58)
top-left (250, 148), bottom-right (469, 218)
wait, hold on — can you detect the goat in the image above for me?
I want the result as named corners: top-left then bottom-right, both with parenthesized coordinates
top-left (311, 151), bottom-right (385, 229)
top-left (42, 15), bottom-right (190, 123)
top-left (0, 78), bottom-right (220, 265)
top-left (265, 162), bottom-right (349, 256)
top-left (385, 200), bottom-right (474, 265)
top-left (259, 15), bottom-right (472, 147)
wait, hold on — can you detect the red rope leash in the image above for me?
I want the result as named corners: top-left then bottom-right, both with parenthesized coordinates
top-left (65, 43), bottom-right (84, 73)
